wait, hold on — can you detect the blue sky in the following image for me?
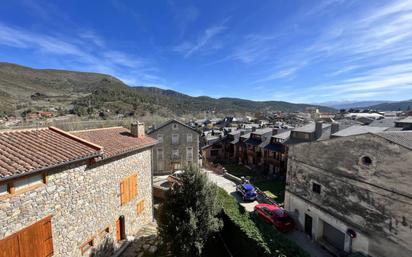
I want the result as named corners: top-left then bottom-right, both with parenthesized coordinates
top-left (1, 0), bottom-right (412, 103)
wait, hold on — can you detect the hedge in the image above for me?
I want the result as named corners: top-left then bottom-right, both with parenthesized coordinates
top-left (217, 188), bottom-right (310, 257)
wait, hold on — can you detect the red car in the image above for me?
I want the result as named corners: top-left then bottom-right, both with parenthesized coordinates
top-left (254, 204), bottom-right (295, 232)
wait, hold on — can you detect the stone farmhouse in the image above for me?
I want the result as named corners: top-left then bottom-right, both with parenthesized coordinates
top-left (285, 131), bottom-right (412, 257)
top-left (148, 119), bottom-right (200, 175)
top-left (0, 122), bottom-right (157, 257)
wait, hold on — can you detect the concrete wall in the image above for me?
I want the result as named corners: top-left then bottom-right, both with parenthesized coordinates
top-left (285, 134), bottom-right (412, 257)
top-left (0, 149), bottom-right (153, 257)
top-left (149, 121), bottom-right (199, 174)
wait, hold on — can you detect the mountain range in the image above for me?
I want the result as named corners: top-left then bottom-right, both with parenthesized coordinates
top-left (319, 100), bottom-right (412, 111)
top-left (0, 62), bottom-right (334, 117)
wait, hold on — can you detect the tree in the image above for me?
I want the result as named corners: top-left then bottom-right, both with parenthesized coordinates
top-left (158, 167), bottom-right (223, 257)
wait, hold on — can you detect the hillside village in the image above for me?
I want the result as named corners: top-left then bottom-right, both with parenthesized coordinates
top-left (1, 1), bottom-right (412, 257)
top-left (1, 101), bottom-right (411, 257)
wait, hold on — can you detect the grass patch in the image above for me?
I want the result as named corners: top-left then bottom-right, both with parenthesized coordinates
top-left (222, 163), bottom-right (258, 178)
top-left (254, 179), bottom-right (285, 203)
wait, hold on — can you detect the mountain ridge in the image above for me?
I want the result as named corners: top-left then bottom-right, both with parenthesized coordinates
top-left (0, 62), bottom-right (334, 117)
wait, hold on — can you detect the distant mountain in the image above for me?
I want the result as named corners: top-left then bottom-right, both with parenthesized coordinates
top-left (0, 62), bottom-right (334, 117)
top-left (366, 100), bottom-right (412, 111)
top-left (318, 100), bottom-right (392, 109)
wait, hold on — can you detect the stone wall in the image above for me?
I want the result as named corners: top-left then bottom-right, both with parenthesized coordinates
top-left (149, 121), bottom-right (199, 174)
top-left (285, 134), bottom-right (412, 257)
top-left (0, 148), bottom-right (153, 257)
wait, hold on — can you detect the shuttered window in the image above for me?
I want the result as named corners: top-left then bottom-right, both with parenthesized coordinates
top-left (120, 174), bottom-right (138, 205)
top-left (0, 216), bottom-right (53, 257)
top-left (137, 200), bottom-right (145, 215)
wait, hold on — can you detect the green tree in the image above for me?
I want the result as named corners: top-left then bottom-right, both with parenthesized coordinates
top-left (158, 167), bottom-right (223, 257)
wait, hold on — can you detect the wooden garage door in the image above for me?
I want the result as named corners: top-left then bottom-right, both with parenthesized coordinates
top-left (0, 216), bottom-right (53, 257)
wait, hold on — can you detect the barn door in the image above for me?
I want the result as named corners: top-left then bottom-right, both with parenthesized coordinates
top-left (0, 216), bottom-right (53, 257)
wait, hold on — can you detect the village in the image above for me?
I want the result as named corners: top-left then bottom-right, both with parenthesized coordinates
top-left (1, 106), bottom-right (411, 257)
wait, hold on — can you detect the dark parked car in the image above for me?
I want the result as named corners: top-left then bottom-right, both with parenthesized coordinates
top-left (254, 203), bottom-right (294, 232)
top-left (236, 182), bottom-right (257, 201)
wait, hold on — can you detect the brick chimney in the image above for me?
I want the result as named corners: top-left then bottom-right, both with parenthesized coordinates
top-left (131, 121), bottom-right (145, 138)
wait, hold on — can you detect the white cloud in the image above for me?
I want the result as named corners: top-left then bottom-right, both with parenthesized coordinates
top-left (174, 20), bottom-right (228, 58)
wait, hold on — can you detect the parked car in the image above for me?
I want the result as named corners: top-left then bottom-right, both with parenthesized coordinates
top-left (254, 203), bottom-right (294, 232)
top-left (236, 182), bottom-right (257, 201)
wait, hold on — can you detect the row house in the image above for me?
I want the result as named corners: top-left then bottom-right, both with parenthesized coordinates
top-left (238, 128), bottom-right (274, 168)
top-left (148, 119), bottom-right (200, 174)
top-left (0, 122), bottom-right (157, 257)
top-left (285, 131), bottom-right (412, 257)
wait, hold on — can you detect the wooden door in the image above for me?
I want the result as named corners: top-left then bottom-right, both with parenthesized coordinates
top-left (304, 214), bottom-right (313, 237)
top-left (0, 216), bottom-right (53, 257)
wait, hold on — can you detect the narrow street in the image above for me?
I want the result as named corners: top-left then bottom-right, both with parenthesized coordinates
top-left (203, 169), bottom-right (333, 257)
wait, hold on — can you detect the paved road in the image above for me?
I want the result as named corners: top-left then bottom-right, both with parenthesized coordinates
top-left (203, 169), bottom-right (257, 212)
top-left (203, 169), bottom-right (333, 257)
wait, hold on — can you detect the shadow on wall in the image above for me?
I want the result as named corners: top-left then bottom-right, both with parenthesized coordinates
top-left (90, 238), bottom-right (115, 257)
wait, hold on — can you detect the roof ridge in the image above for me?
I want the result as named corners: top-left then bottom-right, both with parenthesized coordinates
top-left (0, 127), bottom-right (48, 134)
top-left (71, 126), bottom-right (125, 133)
top-left (49, 126), bottom-right (104, 151)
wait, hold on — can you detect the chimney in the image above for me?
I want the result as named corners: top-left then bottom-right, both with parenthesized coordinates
top-left (331, 122), bottom-right (339, 134)
top-left (252, 127), bottom-right (257, 132)
top-left (272, 128), bottom-right (278, 135)
top-left (131, 121), bottom-right (145, 138)
top-left (315, 121), bottom-right (323, 139)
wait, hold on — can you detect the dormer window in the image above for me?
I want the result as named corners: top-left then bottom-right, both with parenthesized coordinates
top-left (360, 156), bottom-right (373, 166)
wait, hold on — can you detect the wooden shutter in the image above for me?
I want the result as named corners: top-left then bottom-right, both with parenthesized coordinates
top-left (115, 219), bottom-right (121, 242)
top-left (130, 175), bottom-right (137, 199)
top-left (0, 234), bottom-right (19, 257)
top-left (137, 200), bottom-right (145, 214)
top-left (41, 218), bottom-right (53, 257)
top-left (120, 180), bottom-right (127, 205)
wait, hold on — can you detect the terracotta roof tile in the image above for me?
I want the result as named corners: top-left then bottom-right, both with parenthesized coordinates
top-left (72, 127), bottom-right (157, 159)
top-left (0, 128), bottom-right (101, 180)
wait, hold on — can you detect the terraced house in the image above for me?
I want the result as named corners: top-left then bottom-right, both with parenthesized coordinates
top-left (0, 122), bottom-right (157, 257)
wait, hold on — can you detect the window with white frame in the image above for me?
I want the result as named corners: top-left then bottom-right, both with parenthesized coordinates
top-left (157, 148), bottom-right (164, 160)
top-left (186, 147), bottom-right (193, 160)
top-left (157, 134), bottom-right (163, 143)
top-left (172, 149), bottom-right (179, 159)
top-left (14, 174), bottom-right (43, 192)
top-left (172, 123), bottom-right (178, 130)
top-left (187, 133), bottom-right (193, 143)
top-left (172, 134), bottom-right (179, 145)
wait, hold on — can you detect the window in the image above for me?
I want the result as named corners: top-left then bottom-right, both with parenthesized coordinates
top-left (157, 134), bottom-right (163, 143)
top-left (99, 226), bottom-right (110, 239)
top-left (187, 133), bottom-right (193, 143)
top-left (361, 156), bottom-right (372, 166)
top-left (211, 149), bottom-right (219, 157)
top-left (80, 238), bottom-right (94, 255)
top-left (172, 149), bottom-right (179, 159)
top-left (312, 183), bottom-right (321, 194)
top-left (120, 174), bottom-right (137, 205)
top-left (157, 148), bottom-right (164, 160)
top-left (186, 147), bottom-right (193, 160)
top-left (172, 123), bottom-right (178, 130)
top-left (137, 200), bottom-right (145, 215)
top-left (172, 134), bottom-right (179, 144)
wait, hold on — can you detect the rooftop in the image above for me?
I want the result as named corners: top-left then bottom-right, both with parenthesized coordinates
top-left (72, 127), bottom-right (157, 159)
top-left (0, 127), bottom-right (101, 180)
top-left (395, 116), bottom-right (412, 124)
top-left (332, 125), bottom-right (389, 137)
top-left (375, 131), bottom-right (412, 150)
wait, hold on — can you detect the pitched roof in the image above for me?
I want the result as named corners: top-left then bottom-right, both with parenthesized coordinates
top-left (0, 127), bottom-right (101, 180)
top-left (332, 125), bottom-right (389, 137)
top-left (148, 119), bottom-right (200, 134)
top-left (395, 116), bottom-right (412, 124)
top-left (374, 131), bottom-right (412, 150)
top-left (72, 127), bottom-right (157, 159)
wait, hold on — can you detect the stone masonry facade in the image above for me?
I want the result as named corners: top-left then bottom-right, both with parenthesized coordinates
top-left (149, 120), bottom-right (199, 174)
top-left (0, 148), bottom-right (153, 257)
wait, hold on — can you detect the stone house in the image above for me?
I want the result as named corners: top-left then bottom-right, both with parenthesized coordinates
top-left (285, 131), bottom-right (412, 257)
top-left (238, 128), bottom-right (274, 168)
top-left (0, 122), bottom-right (157, 257)
top-left (148, 119), bottom-right (200, 175)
